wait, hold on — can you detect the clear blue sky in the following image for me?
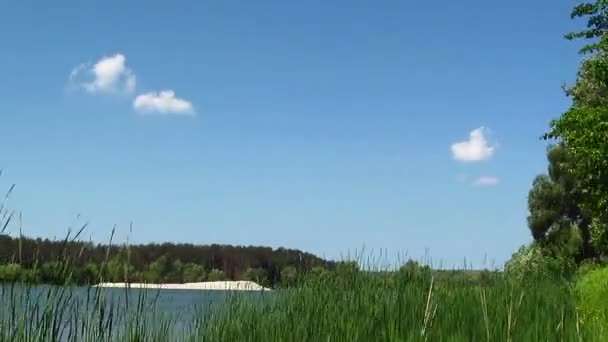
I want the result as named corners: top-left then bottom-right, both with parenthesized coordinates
top-left (0, 1), bottom-right (587, 268)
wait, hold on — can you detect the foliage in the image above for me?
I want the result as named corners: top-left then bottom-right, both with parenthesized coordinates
top-left (182, 262), bottom-right (206, 282)
top-left (0, 263), bottom-right (23, 282)
top-left (279, 266), bottom-right (298, 287)
top-left (0, 234), bottom-right (333, 287)
top-left (545, 106), bottom-right (608, 256)
top-left (504, 243), bottom-right (577, 281)
top-left (565, 51), bottom-right (608, 106)
top-left (241, 267), bottom-right (267, 285)
top-left (566, 0), bottom-right (608, 54)
top-left (526, 145), bottom-right (593, 261)
top-left (397, 259), bottom-right (432, 283)
top-left (207, 269), bottom-right (226, 282)
top-left (537, 1), bottom-right (608, 261)
top-left (575, 265), bottom-right (608, 330)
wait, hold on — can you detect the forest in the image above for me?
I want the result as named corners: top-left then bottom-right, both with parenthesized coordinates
top-left (0, 233), bottom-right (335, 287)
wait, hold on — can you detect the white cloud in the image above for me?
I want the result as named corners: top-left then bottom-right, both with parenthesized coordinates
top-left (451, 127), bottom-right (495, 162)
top-left (472, 177), bottom-right (500, 186)
top-left (133, 90), bottom-right (195, 115)
top-left (69, 53), bottom-right (136, 94)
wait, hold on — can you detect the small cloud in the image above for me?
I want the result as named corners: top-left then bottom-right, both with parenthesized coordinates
top-left (133, 90), bottom-right (195, 115)
top-left (451, 127), bottom-right (495, 162)
top-left (472, 177), bottom-right (500, 186)
top-left (69, 53), bottom-right (136, 94)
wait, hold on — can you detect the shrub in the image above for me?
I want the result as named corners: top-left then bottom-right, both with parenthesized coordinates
top-left (207, 268), bottom-right (226, 281)
top-left (0, 263), bottom-right (24, 282)
top-left (504, 243), bottom-right (576, 281)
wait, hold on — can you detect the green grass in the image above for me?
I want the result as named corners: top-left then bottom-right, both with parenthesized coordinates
top-left (0, 265), bottom-right (606, 341)
top-left (202, 269), bottom-right (604, 341)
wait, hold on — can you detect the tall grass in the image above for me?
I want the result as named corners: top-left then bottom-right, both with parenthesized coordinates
top-left (202, 268), bottom-right (606, 341)
top-left (0, 262), bottom-right (605, 341)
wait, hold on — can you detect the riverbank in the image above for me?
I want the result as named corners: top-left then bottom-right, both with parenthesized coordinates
top-left (92, 280), bottom-right (272, 291)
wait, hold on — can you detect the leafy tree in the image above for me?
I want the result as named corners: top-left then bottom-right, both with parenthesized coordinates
top-left (19, 267), bottom-right (39, 283)
top-left (398, 259), bottom-right (432, 282)
top-left (280, 266), bottom-right (298, 287)
top-left (150, 255), bottom-right (170, 277)
top-left (527, 145), bottom-right (593, 260)
top-left (40, 261), bottom-right (65, 285)
top-left (535, 1), bottom-right (608, 259)
top-left (0, 233), bottom-right (333, 287)
top-left (566, 0), bottom-right (608, 54)
top-left (105, 256), bottom-right (135, 283)
top-left (308, 266), bottom-right (329, 281)
top-left (166, 259), bottom-right (184, 283)
top-left (242, 267), bottom-right (267, 285)
top-left (207, 268), bottom-right (226, 281)
top-left (82, 262), bottom-right (100, 284)
top-left (0, 263), bottom-right (23, 282)
top-left (504, 243), bottom-right (577, 281)
top-left (182, 263), bottom-right (206, 282)
top-left (546, 108), bottom-right (608, 214)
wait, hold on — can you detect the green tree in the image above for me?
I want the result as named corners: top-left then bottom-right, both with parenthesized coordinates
top-left (39, 261), bottom-right (65, 285)
top-left (207, 268), bottom-right (226, 281)
top-left (527, 145), bottom-right (593, 260)
top-left (536, 1), bottom-right (608, 259)
top-left (504, 243), bottom-right (577, 281)
top-left (398, 259), bottom-right (432, 282)
top-left (242, 267), bottom-right (267, 285)
top-left (82, 262), bottom-right (100, 284)
top-left (143, 255), bottom-right (171, 283)
top-left (308, 266), bottom-right (329, 281)
top-left (166, 259), bottom-right (184, 283)
top-left (105, 256), bottom-right (135, 283)
top-left (280, 266), bottom-right (298, 287)
top-left (546, 108), bottom-right (608, 256)
top-left (0, 263), bottom-right (23, 282)
top-left (565, 0), bottom-right (608, 54)
top-left (182, 263), bottom-right (206, 282)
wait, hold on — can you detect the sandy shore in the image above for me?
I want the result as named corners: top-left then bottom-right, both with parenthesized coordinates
top-left (92, 280), bottom-right (272, 291)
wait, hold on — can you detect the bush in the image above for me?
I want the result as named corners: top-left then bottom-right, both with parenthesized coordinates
top-left (280, 266), bottom-right (298, 287)
top-left (504, 243), bottom-right (576, 281)
top-left (207, 268), bottom-right (226, 281)
top-left (0, 263), bottom-right (24, 282)
top-left (576, 266), bottom-right (608, 331)
top-left (242, 267), bottom-right (267, 285)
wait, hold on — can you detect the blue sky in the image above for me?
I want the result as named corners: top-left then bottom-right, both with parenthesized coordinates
top-left (0, 1), bottom-right (587, 268)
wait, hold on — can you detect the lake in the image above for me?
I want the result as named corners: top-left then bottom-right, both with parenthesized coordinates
top-left (0, 283), bottom-right (274, 340)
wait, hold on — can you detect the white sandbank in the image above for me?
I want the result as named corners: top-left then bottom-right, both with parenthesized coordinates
top-left (92, 280), bottom-right (272, 291)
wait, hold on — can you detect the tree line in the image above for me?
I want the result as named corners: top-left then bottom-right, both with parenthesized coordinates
top-left (0, 233), bottom-right (335, 287)
top-left (519, 0), bottom-right (608, 276)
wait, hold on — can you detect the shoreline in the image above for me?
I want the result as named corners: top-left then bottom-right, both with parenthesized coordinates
top-left (92, 280), bottom-right (272, 291)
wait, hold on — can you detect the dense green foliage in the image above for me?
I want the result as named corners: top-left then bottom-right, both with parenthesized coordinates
top-left (527, 145), bottom-right (592, 261)
top-left (576, 265), bottom-right (608, 329)
top-left (0, 234), bottom-right (333, 287)
top-left (528, 0), bottom-right (608, 265)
